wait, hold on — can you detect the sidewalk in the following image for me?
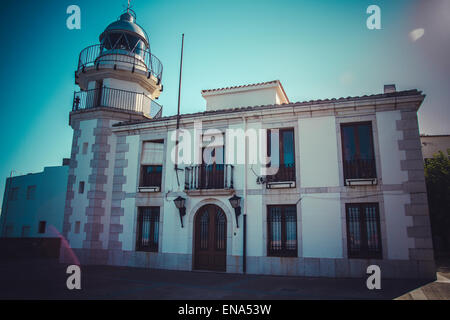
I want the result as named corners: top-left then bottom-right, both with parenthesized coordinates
top-left (396, 271), bottom-right (450, 300)
top-left (0, 258), bottom-right (448, 300)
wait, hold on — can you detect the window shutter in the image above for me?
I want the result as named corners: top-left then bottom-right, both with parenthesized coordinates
top-left (141, 142), bottom-right (164, 165)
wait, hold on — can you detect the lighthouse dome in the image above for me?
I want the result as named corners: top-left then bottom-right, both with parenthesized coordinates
top-left (99, 10), bottom-right (149, 50)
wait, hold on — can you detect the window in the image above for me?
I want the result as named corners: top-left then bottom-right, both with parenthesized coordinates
top-left (9, 187), bottom-right (19, 201)
top-left (267, 205), bottom-right (298, 257)
top-left (82, 142), bottom-right (89, 154)
top-left (78, 181), bottom-right (85, 194)
top-left (136, 207), bottom-right (160, 252)
top-left (26, 185), bottom-right (36, 200)
top-left (141, 165), bottom-right (163, 188)
top-left (5, 225), bottom-right (13, 237)
top-left (21, 226), bottom-right (30, 237)
top-left (346, 203), bottom-right (382, 259)
top-left (200, 142), bottom-right (225, 189)
top-left (267, 128), bottom-right (296, 182)
top-left (140, 141), bottom-right (164, 190)
top-left (38, 221), bottom-right (46, 234)
top-left (74, 221), bottom-right (81, 234)
top-left (341, 122), bottom-right (376, 182)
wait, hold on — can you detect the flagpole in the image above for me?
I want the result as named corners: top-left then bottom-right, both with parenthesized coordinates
top-left (174, 34), bottom-right (184, 186)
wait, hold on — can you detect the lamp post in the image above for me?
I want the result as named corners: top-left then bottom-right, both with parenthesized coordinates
top-left (173, 196), bottom-right (186, 228)
top-left (228, 194), bottom-right (242, 228)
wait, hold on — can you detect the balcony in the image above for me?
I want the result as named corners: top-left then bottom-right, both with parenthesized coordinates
top-left (265, 164), bottom-right (296, 189)
top-left (185, 164), bottom-right (234, 195)
top-left (343, 159), bottom-right (377, 186)
top-left (77, 44), bottom-right (163, 84)
top-left (139, 165), bottom-right (162, 193)
top-left (72, 86), bottom-right (162, 119)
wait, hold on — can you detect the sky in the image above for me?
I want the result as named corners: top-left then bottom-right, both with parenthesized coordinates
top-left (0, 0), bottom-right (449, 205)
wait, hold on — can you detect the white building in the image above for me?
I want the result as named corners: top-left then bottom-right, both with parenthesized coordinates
top-left (0, 164), bottom-right (69, 238)
top-left (52, 9), bottom-right (435, 279)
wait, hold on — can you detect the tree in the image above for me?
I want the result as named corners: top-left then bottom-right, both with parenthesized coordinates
top-left (424, 149), bottom-right (450, 258)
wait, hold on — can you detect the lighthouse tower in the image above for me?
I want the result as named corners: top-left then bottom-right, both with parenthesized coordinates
top-left (62, 7), bottom-right (163, 263)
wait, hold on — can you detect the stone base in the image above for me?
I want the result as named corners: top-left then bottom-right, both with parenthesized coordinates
top-left (59, 247), bottom-right (436, 280)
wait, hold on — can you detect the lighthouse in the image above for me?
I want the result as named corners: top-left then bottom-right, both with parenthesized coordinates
top-left (62, 7), bottom-right (163, 263)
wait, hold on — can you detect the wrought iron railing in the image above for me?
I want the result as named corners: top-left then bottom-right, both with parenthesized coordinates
top-left (140, 165), bottom-right (162, 188)
top-left (72, 86), bottom-right (163, 118)
top-left (77, 44), bottom-right (163, 83)
top-left (266, 163), bottom-right (296, 183)
top-left (185, 164), bottom-right (234, 190)
top-left (343, 159), bottom-right (377, 180)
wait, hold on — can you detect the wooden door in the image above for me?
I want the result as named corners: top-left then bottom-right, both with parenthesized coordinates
top-left (194, 205), bottom-right (227, 271)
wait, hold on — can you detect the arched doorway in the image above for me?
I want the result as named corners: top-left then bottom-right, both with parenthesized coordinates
top-left (193, 204), bottom-right (227, 271)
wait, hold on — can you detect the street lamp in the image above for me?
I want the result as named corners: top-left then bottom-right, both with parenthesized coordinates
top-left (228, 194), bottom-right (242, 228)
top-left (173, 196), bottom-right (186, 228)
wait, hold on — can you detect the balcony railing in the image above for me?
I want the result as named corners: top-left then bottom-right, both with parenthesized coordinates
top-left (343, 159), bottom-right (377, 180)
top-left (140, 165), bottom-right (162, 190)
top-left (185, 164), bottom-right (234, 190)
top-left (77, 44), bottom-right (163, 83)
top-left (72, 86), bottom-right (163, 118)
top-left (266, 163), bottom-right (296, 183)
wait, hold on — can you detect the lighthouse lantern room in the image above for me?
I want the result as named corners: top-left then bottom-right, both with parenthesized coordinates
top-left (73, 6), bottom-right (163, 119)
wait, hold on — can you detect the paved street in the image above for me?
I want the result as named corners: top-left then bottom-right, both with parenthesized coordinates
top-left (0, 258), bottom-right (448, 300)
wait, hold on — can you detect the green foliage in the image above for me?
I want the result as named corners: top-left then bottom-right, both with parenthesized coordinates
top-left (424, 149), bottom-right (450, 256)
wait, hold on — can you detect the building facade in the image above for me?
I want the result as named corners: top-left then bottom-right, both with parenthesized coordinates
top-left (420, 135), bottom-right (450, 160)
top-left (59, 9), bottom-right (435, 279)
top-left (0, 164), bottom-right (69, 238)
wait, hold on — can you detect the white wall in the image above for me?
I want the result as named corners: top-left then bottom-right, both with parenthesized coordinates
top-left (0, 166), bottom-right (68, 238)
top-left (204, 88), bottom-right (279, 111)
top-left (161, 200), bottom-right (190, 254)
top-left (376, 111), bottom-right (408, 185)
top-left (88, 78), bottom-right (153, 114)
top-left (384, 193), bottom-right (414, 260)
top-left (120, 134), bottom-right (139, 251)
top-left (298, 116), bottom-right (340, 188)
top-left (301, 193), bottom-right (343, 258)
top-left (245, 195), bottom-right (263, 256)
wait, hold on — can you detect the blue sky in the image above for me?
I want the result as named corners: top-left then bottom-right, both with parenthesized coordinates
top-left (0, 0), bottom-right (449, 205)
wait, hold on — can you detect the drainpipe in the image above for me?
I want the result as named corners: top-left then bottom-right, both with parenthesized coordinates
top-left (243, 116), bottom-right (248, 274)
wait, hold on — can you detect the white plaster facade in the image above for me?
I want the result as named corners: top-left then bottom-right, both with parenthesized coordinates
top-left (202, 80), bottom-right (289, 111)
top-left (61, 81), bottom-right (436, 279)
top-left (0, 165), bottom-right (69, 238)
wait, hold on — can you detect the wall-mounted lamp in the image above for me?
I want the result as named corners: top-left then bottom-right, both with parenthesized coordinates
top-left (228, 194), bottom-right (242, 228)
top-left (173, 196), bottom-right (186, 228)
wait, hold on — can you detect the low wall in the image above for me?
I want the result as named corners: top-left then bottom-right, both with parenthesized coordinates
top-left (0, 238), bottom-right (61, 259)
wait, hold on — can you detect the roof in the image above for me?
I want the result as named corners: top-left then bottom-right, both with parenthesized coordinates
top-left (201, 80), bottom-right (280, 94)
top-left (201, 80), bottom-right (290, 105)
top-left (99, 11), bottom-right (149, 46)
top-left (420, 134), bottom-right (450, 138)
top-left (112, 89), bottom-right (424, 128)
